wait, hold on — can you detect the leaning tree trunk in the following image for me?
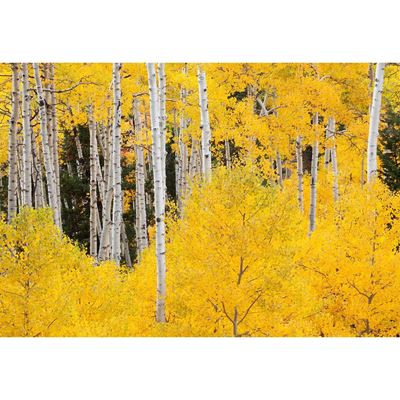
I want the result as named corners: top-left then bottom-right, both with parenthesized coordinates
top-left (295, 135), bottom-right (304, 212)
top-left (98, 125), bottom-right (114, 261)
top-left (33, 63), bottom-right (61, 228)
top-left (111, 63), bottom-right (122, 265)
top-left (88, 104), bottom-right (97, 258)
top-left (7, 63), bottom-right (20, 222)
top-left (309, 113), bottom-right (319, 235)
top-left (147, 63), bottom-right (166, 323)
top-left (367, 63), bottom-right (385, 183)
top-left (197, 67), bottom-right (212, 180)
top-left (21, 63), bottom-right (32, 207)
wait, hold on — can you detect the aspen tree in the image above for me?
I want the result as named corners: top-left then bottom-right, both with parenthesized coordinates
top-left (98, 115), bottom-right (114, 261)
top-left (111, 63), bottom-right (122, 264)
top-left (31, 131), bottom-right (45, 208)
top-left (121, 219), bottom-right (132, 268)
top-left (49, 63), bottom-right (62, 219)
top-left (88, 104), bottom-right (97, 258)
top-left (17, 124), bottom-right (24, 208)
top-left (328, 117), bottom-right (339, 201)
top-left (225, 140), bottom-right (232, 169)
top-left (98, 141), bottom-right (113, 261)
top-left (21, 63), bottom-right (32, 207)
top-left (276, 150), bottom-right (283, 188)
top-left (295, 135), bottom-right (304, 212)
top-left (367, 63), bottom-right (385, 182)
top-left (197, 67), bottom-right (212, 180)
top-left (158, 63), bottom-right (167, 201)
top-left (7, 63), bottom-right (20, 222)
top-left (309, 113), bottom-right (319, 235)
top-left (33, 63), bottom-right (61, 228)
top-left (147, 62), bottom-right (166, 323)
top-left (133, 98), bottom-right (148, 257)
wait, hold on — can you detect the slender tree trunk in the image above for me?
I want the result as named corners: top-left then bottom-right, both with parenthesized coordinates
top-left (98, 132), bottom-right (114, 261)
top-left (133, 98), bottom-right (149, 258)
top-left (33, 63), bottom-right (61, 228)
top-left (367, 63), bottom-right (385, 182)
top-left (16, 130), bottom-right (24, 209)
top-left (276, 150), bottom-right (283, 188)
top-left (21, 63), bottom-right (32, 207)
top-left (49, 63), bottom-right (62, 222)
top-left (295, 135), bottom-right (304, 212)
top-left (189, 138), bottom-right (200, 179)
top-left (89, 104), bottom-right (97, 258)
top-left (7, 63), bottom-right (20, 222)
top-left (225, 140), bottom-right (232, 169)
top-left (111, 63), bottom-right (122, 265)
top-left (147, 63), bottom-right (166, 323)
top-left (121, 219), bottom-right (132, 268)
top-left (309, 113), bottom-right (319, 235)
top-left (74, 131), bottom-right (84, 179)
top-left (158, 63), bottom-right (167, 202)
top-left (197, 67), bottom-right (212, 180)
top-left (31, 130), bottom-right (45, 208)
top-left (328, 117), bottom-right (339, 202)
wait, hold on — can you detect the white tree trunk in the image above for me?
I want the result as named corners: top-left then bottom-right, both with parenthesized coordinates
top-left (111, 63), bottom-right (122, 265)
top-left (327, 117), bottom-right (339, 201)
top-left (98, 133), bottom-right (114, 261)
top-left (158, 63), bottom-right (167, 202)
top-left (74, 132), bottom-right (84, 179)
top-left (121, 219), bottom-right (132, 268)
top-left (295, 135), bottom-right (304, 212)
top-left (7, 63), bottom-right (20, 222)
top-left (133, 98), bottom-right (149, 258)
top-left (21, 63), bottom-right (32, 207)
top-left (367, 63), bottom-right (385, 182)
top-left (33, 63), bottom-right (61, 228)
top-left (276, 150), bottom-right (283, 188)
top-left (309, 114), bottom-right (319, 235)
top-left (147, 63), bottom-right (166, 323)
top-left (31, 131), bottom-right (45, 208)
top-left (49, 63), bottom-right (62, 221)
top-left (197, 67), bottom-right (212, 180)
top-left (225, 140), bottom-right (232, 168)
top-left (89, 104), bottom-right (97, 258)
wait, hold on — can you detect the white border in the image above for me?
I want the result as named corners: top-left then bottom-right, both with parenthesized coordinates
top-left (2, 0), bottom-right (400, 61)
top-left (1, 1), bottom-right (400, 398)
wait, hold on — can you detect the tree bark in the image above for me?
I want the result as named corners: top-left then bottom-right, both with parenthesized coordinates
top-left (367, 63), bottom-right (385, 182)
top-left (158, 63), bottom-right (167, 202)
top-left (309, 113), bottom-right (319, 235)
top-left (328, 117), bottom-right (339, 202)
top-left (7, 63), bottom-right (20, 222)
top-left (276, 150), bottom-right (283, 188)
top-left (225, 140), bottom-right (232, 169)
top-left (48, 63), bottom-right (62, 222)
top-left (88, 104), bottom-right (97, 258)
top-left (295, 135), bottom-right (304, 212)
top-left (197, 67), bottom-right (212, 180)
top-left (33, 63), bottom-right (61, 228)
top-left (133, 98), bottom-right (149, 258)
top-left (21, 63), bottom-right (32, 207)
top-left (111, 63), bottom-right (122, 265)
top-left (147, 63), bottom-right (166, 323)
